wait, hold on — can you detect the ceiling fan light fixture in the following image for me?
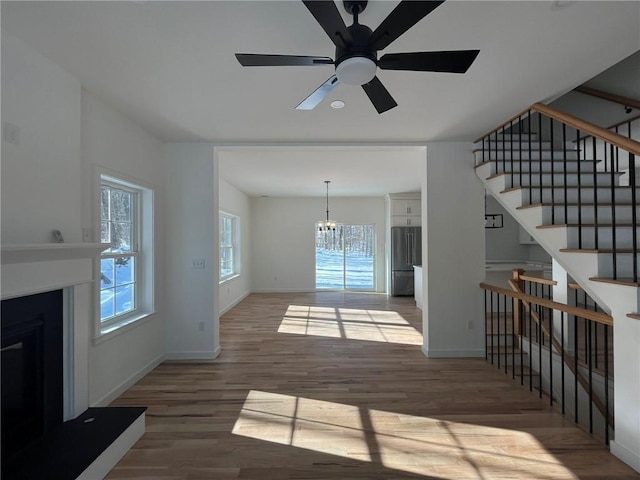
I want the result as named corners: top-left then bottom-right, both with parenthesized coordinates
top-left (335, 57), bottom-right (377, 85)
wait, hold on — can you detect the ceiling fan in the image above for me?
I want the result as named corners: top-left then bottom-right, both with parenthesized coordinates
top-left (235, 0), bottom-right (479, 114)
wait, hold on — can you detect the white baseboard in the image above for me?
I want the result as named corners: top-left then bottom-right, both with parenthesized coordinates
top-left (165, 345), bottom-right (221, 361)
top-left (76, 412), bottom-right (145, 480)
top-left (421, 345), bottom-right (485, 358)
top-left (219, 291), bottom-right (250, 316)
top-left (92, 353), bottom-right (165, 407)
top-left (611, 440), bottom-right (640, 473)
top-left (251, 288), bottom-right (317, 293)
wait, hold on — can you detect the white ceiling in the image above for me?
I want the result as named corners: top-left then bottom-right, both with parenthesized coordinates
top-left (2, 1), bottom-right (639, 197)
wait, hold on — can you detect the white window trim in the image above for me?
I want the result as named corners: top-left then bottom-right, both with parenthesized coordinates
top-left (93, 166), bottom-right (155, 341)
top-left (219, 211), bottom-right (240, 283)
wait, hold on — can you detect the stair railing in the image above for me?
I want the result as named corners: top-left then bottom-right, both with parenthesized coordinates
top-left (482, 280), bottom-right (614, 444)
top-left (475, 103), bottom-right (640, 282)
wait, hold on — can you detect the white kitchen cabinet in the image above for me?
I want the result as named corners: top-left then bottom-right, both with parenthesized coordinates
top-left (389, 195), bottom-right (421, 226)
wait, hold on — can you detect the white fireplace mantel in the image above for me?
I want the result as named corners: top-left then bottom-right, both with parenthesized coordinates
top-left (1, 242), bottom-right (108, 420)
top-left (1, 243), bottom-right (108, 300)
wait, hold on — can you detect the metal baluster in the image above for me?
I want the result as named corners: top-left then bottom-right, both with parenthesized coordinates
top-left (497, 291), bottom-right (501, 369)
top-left (576, 129), bottom-right (583, 248)
top-left (538, 306), bottom-right (543, 399)
top-left (504, 294), bottom-right (508, 375)
top-left (529, 306), bottom-right (533, 392)
top-left (574, 314), bottom-right (579, 424)
top-left (549, 311), bottom-right (554, 406)
top-left (604, 324), bottom-right (610, 445)
top-left (561, 311), bottom-right (565, 414)
top-left (518, 116), bottom-right (523, 187)
top-left (551, 118), bottom-right (556, 223)
top-left (563, 124), bottom-right (568, 222)
top-left (630, 152), bottom-right (638, 283)
top-left (529, 112), bottom-right (533, 204)
top-left (588, 319), bottom-right (593, 434)
top-left (538, 113), bottom-right (543, 207)
top-left (520, 300), bottom-right (524, 385)
top-left (490, 292), bottom-right (494, 365)
top-left (484, 291), bottom-right (488, 360)
top-left (593, 137), bottom-right (599, 249)
top-left (610, 144), bottom-right (618, 279)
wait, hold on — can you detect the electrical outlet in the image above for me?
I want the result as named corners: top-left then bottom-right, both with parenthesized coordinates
top-left (198, 321), bottom-right (205, 332)
top-left (191, 259), bottom-right (205, 269)
top-left (467, 319), bottom-right (474, 330)
top-left (2, 122), bottom-right (20, 145)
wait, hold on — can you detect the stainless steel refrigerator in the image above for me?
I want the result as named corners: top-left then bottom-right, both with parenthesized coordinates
top-left (391, 226), bottom-right (422, 296)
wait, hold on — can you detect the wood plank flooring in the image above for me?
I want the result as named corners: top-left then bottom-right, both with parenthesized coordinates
top-left (107, 292), bottom-right (639, 479)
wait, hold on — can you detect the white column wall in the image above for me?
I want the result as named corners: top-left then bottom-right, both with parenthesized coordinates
top-left (163, 143), bottom-right (220, 360)
top-left (422, 142), bottom-right (486, 357)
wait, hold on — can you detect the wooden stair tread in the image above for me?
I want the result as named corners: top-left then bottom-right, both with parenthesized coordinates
top-left (475, 159), bottom-right (599, 170)
top-left (628, 313), bottom-right (640, 320)
top-left (590, 277), bottom-right (640, 287)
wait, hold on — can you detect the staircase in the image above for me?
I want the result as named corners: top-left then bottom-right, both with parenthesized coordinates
top-left (474, 103), bottom-right (640, 470)
top-left (475, 106), bottom-right (639, 319)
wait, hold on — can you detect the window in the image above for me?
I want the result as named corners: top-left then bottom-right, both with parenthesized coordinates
top-left (99, 172), bottom-right (153, 335)
top-left (220, 212), bottom-right (240, 281)
top-left (315, 224), bottom-right (375, 290)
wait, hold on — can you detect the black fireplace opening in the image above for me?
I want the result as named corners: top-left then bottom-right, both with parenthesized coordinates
top-left (1, 289), bottom-right (63, 472)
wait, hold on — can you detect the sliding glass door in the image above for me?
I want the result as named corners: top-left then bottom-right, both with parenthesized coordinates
top-left (315, 224), bottom-right (375, 290)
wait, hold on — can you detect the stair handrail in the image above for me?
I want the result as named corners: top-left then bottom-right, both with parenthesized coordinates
top-left (532, 103), bottom-right (640, 156)
top-left (480, 282), bottom-right (613, 326)
top-left (474, 102), bottom-right (640, 156)
top-left (574, 85), bottom-right (640, 111)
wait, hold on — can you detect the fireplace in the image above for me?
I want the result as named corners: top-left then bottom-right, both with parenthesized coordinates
top-left (1, 290), bottom-right (64, 473)
top-left (1, 243), bottom-right (146, 480)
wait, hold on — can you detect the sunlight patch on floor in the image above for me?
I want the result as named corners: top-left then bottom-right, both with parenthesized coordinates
top-left (277, 305), bottom-right (422, 345)
top-left (232, 390), bottom-right (580, 480)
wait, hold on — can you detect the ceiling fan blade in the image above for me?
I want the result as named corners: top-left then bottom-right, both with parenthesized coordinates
top-left (296, 75), bottom-right (340, 110)
top-left (369, 1), bottom-right (445, 51)
top-left (362, 76), bottom-right (397, 114)
top-left (302, 0), bottom-right (353, 49)
top-left (378, 50), bottom-right (480, 73)
top-left (236, 54), bottom-right (333, 67)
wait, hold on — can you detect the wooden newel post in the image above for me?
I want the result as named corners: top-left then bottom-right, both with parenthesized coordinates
top-left (512, 269), bottom-right (525, 336)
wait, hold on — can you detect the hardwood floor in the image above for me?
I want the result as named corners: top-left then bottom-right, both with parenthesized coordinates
top-left (108, 292), bottom-right (639, 479)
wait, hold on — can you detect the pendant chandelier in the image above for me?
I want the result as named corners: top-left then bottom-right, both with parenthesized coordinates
top-left (317, 180), bottom-right (337, 232)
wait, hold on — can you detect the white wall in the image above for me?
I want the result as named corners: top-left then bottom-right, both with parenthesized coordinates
top-left (81, 91), bottom-right (166, 405)
top-left (1, 32), bottom-right (82, 244)
top-left (422, 142), bottom-right (486, 357)
top-left (485, 194), bottom-right (530, 261)
top-left (251, 196), bottom-right (387, 292)
top-left (219, 178), bottom-right (251, 313)
top-left (2, 32), bottom-right (167, 406)
top-left (163, 143), bottom-right (219, 359)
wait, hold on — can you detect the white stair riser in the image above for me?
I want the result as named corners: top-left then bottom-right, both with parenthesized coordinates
top-left (519, 188), bottom-right (640, 204)
top-left (478, 140), bottom-right (553, 150)
top-left (479, 161), bottom-right (599, 175)
top-left (476, 150), bottom-right (580, 161)
top-left (562, 226), bottom-right (640, 249)
top-left (503, 173), bottom-right (620, 189)
top-left (538, 205), bottom-right (640, 224)
top-left (596, 254), bottom-right (640, 278)
top-left (495, 133), bottom-right (539, 142)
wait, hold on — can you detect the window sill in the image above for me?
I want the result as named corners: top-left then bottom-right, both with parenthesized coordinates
top-left (93, 311), bottom-right (157, 345)
top-left (219, 274), bottom-right (240, 285)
